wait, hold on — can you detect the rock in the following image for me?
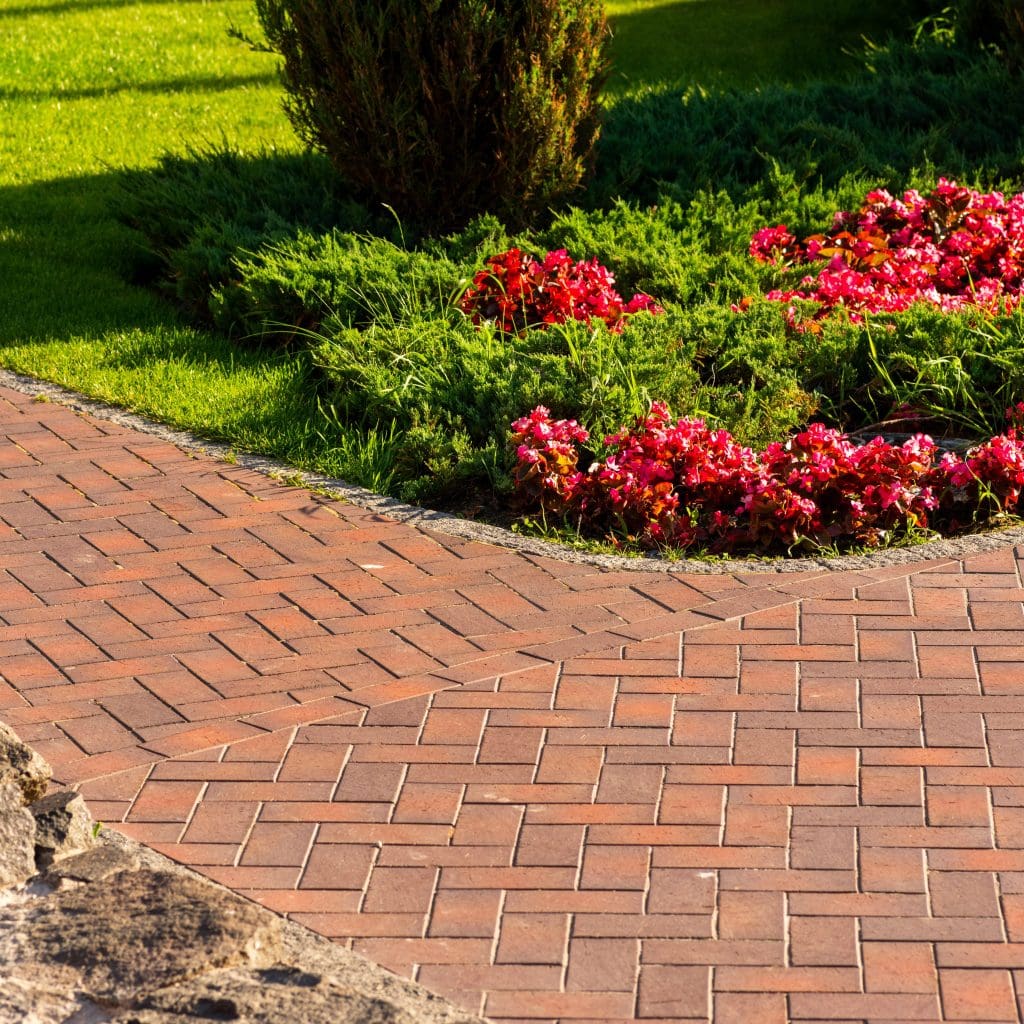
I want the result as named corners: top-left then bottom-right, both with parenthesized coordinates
top-left (0, 869), bottom-right (283, 1005)
top-left (31, 790), bottom-right (97, 869)
top-left (0, 780), bottom-right (38, 887)
top-left (46, 843), bottom-right (139, 885)
top-left (0, 720), bottom-right (51, 804)
top-left (0, 732), bottom-right (484, 1024)
top-left (126, 965), bottom-right (423, 1024)
top-left (0, 966), bottom-right (100, 1024)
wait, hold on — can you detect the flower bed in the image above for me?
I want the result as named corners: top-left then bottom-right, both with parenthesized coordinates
top-left (511, 401), bottom-right (1024, 555)
top-left (744, 179), bottom-right (1024, 329)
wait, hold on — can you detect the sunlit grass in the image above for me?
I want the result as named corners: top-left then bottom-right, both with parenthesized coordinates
top-left (0, 0), bottom-right (330, 467)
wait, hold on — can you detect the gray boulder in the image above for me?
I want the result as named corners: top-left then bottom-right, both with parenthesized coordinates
top-left (0, 720), bottom-right (51, 804)
top-left (0, 780), bottom-right (38, 887)
top-left (31, 790), bottom-right (97, 868)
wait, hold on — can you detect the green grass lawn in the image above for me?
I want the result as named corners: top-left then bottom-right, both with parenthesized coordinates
top-left (0, 0), bottom-right (330, 467)
top-left (604, 0), bottom-right (902, 89)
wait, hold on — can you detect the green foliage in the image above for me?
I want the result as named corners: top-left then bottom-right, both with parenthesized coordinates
top-left (310, 312), bottom-right (701, 504)
top-left (593, 36), bottom-right (1024, 208)
top-left (116, 29), bottom-right (1024, 506)
top-left (211, 230), bottom-right (462, 339)
top-left (249, 0), bottom-right (610, 232)
top-left (958, 0), bottom-right (1024, 69)
top-left (118, 148), bottom-right (351, 263)
top-left (809, 306), bottom-right (1024, 438)
top-left (532, 184), bottom-right (861, 309)
top-left (118, 147), bottom-right (374, 324)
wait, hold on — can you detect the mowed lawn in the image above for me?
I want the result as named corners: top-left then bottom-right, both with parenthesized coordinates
top-left (0, 0), bottom-right (898, 469)
top-left (0, 0), bottom-right (321, 454)
top-left (606, 0), bottom-right (898, 89)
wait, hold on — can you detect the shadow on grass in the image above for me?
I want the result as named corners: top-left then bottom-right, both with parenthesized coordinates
top-left (0, 168), bottom-right (189, 345)
top-left (594, 35), bottom-right (1024, 206)
top-left (0, 148), bottom-right (352, 348)
top-left (0, 72), bottom-right (277, 103)
top-left (605, 0), bottom-right (914, 90)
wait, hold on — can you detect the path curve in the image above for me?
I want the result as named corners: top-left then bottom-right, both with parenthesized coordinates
top-left (2, 384), bottom-right (1023, 1023)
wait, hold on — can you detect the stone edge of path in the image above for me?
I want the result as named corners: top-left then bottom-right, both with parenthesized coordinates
top-left (0, 720), bottom-right (485, 1024)
top-left (4, 367), bottom-right (1023, 576)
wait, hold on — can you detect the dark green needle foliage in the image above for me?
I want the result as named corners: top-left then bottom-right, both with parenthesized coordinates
top-left (250, 0), bottom-right (610, 232)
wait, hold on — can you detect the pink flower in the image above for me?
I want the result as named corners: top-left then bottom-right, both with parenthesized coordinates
top-left (750, 225), bottom-right (799, 264)
top-left (744, 181), bottom-right (1024, 326)
top-left (511, 398), bottom-right (1024, 554)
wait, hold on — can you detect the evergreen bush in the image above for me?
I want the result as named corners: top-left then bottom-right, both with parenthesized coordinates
top-left (250, 0), bottom-right (609, 232)
top-left (987, 0), bottom-right (1024, 69)
top-left (952, 0), bottom-right (1024, 69)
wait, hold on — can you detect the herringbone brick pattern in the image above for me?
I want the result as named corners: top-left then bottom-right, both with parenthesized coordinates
top-left (3, 385), bottom-right (1024, 1022)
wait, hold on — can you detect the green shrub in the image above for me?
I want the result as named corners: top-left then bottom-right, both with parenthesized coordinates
top-left (310, 312), bottom-right (701, 504)
top-left (533, 184), bottom-right (864, 310)
top-left (118, 146), bottom-right (374, 325)
top-left (958, 0), bottom-right (1024, 68)
top-left (592, 36), bottom-right (1024, 208)
top-left (808, 306), bottom-right (1024, 437)
top-left (250, 0), bottom-right (609, 232)
top-left (210, 230), bottom-right (462, 339)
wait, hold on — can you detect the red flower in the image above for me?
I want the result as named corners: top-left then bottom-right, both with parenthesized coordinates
top-left (510, 401), bottom-right (1024, 555)
top-left (746, 181), bottom-right (1024, 327)
top-left (461, 249), bottom-right (664, 334)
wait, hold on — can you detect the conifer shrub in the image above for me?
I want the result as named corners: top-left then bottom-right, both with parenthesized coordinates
top-left (954, 0), bottom-right (1024, 69)
top-left (250, 0), bottom-right (609, 233)
top-left (988, 1), bottom-right (1024, 70)
top-left (309, 312), bottom-right (703, 505)
top-left (118, 147), bottom-right (373, 324)
top-left (209, 230), bottom-right (460, 339)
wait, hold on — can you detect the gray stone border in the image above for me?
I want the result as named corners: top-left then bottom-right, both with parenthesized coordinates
top-left (3, 367), bottom-right (1023, 575)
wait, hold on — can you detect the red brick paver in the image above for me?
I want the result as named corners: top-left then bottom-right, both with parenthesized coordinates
top-left (3, 385), bottom-right (1024, 1022)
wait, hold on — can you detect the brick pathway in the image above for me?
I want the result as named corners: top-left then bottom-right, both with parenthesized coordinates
top-left (2, 385), bottom-right (1024, 1023)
